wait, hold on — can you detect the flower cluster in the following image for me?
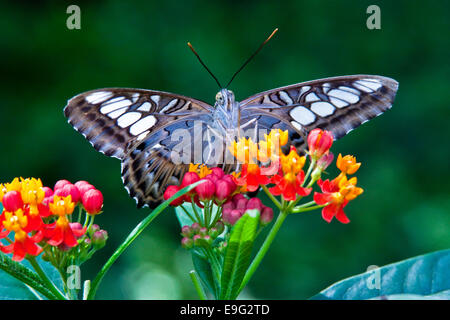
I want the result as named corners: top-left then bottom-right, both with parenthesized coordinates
top-left (0, 178), bottom-right (106, 262)
top-left (222, 194), bottom-right (273, 226)
top-left (180, 221), bottom-right (225, 250)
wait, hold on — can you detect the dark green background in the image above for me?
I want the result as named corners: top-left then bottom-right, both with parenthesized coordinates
top-left (1, 0), bottom-right (449, 299)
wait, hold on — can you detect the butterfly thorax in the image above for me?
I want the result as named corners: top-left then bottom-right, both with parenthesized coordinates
top-left (212, 89), bottom-right (240, 136)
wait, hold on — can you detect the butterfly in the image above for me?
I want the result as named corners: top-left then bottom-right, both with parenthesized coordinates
top-left (64, 73), bottom-right (398, 208)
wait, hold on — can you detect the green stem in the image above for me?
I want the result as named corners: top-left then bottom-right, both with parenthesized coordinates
top-left (261, 185), bottom-right (282, 210)
top-left (189, 270), bottom-right (207, 300)
top-left (180, 205), bottom-right (196, 223)
top-left (237, 210), bottom-right (288, 294)
top-left (86, 181), bottom-right (204, 300)
top-left (27, 256), bottom-right (67, 300)
top-left (292, 204), bottom-right (326, 213)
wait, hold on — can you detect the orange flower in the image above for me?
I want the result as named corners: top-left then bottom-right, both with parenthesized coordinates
top-left (229, 137), bottom-right (259, 164)
top-left (0, 209), bottom-right (43, 261)
top-left (189, 163), bottom-right (212, 178)
top-left (336, 154), bottom-right (361, 175)
top-left (258, 129), bottom-right (289, 162)
top-left (233, 163), bottom-right (270, 192)
top-left (313, 175), bottom-right (363, 224)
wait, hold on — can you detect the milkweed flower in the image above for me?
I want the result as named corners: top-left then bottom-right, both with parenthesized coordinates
top-left (336, 153), bottom-right (361, 175)
top-left (233, 163), bottom-right (270, 192)
top-left (82, 189), bottom-right (103, 215)
top-left (313, 175), bottom-right (363, 224)
top-left (0, 209), bottom-right (43, 261)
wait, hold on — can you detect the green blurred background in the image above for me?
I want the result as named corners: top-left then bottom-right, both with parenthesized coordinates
top-left (1, 0), bottom-right (449, 299)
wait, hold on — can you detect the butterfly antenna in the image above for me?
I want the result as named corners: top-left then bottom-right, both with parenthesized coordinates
top-left (225, 28), bottom-right (278, 88)
top-left (187, 42), bottom-right (222, 88)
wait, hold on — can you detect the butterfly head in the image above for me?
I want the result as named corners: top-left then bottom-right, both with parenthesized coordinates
top-left (215, 89), bottom-right (235, 111)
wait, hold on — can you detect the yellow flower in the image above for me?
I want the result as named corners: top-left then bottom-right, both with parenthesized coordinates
top-left (337, 175), bottom-right (364, 201)
top-left (20, 178), bottom-right (45, 216)
top-left (336, 154), bottom-right (361, 175)
top-left (229, 137), bottom-right (259, 164)
top-left (49, 195), bottom-right (75, 217)
top-left (258, 129), bottom-right (289, 162)
top-left (189, 163), bottom-right (212, 178)
top-left (2, 209), bottom-right (28, 242)
top-left (281, 146), bottom-right (306, 176)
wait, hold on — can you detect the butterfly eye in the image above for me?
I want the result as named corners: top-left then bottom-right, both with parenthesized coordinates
top-left (215, 92), bottom-right (224, 104)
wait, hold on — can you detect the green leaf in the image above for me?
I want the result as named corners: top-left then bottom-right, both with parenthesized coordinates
top-left (0, 252), bottom-right (60, 300)
top-left (191, 250), bottom-right (216, 298)
top-left (311, 249), bottom-right (450, 300)
top-left (220, 210), bottom-right (260, 300)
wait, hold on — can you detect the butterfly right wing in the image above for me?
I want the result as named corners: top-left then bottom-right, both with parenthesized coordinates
top-left (64, 88), bottom-right (215, 208)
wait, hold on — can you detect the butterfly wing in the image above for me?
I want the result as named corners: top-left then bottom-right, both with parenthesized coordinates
top-left (64, 88), bottom-right (214, 207)
top-left (239, 75), bottom-right (398, 152)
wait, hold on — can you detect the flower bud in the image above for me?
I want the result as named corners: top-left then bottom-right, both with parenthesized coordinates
top-left (199, 227), bottom-right (208, 236)
top-left (246, 197), bottom-right (263, 211)
top-left (215, 179), bottom-right (232, 202)
top-left (193, 234), bottom-right (204, 247)
top-left (215, 220), bottom-right (225, 234)
top-left (88, 224), bottom-right (100, 236)
top-left (74, 181), bottom-right (90, 189)
top-left (235, 198), bottom-right (248, 211)
top-left (82, 189), bottom-right (103, 215)
top-left (92, 230), bottom-right (108, 248)
top-left (260, 206), bottom-right (274, 226)
top-left (307, 129), bottom-right (334, 160)
top-left (163, 185), bottom-right (184, 206)
top-left (209, 227), bottom-right (219, 238)
top-left (205, 174), bottom-right (219, 184)
top-left (54, 179), bottom-right (71, 191)
top-left (202, 235), bottom-right (213, 245)
top-left (181, 172), bottom-right (200, 188)
top-left (232, 194), bottom-right (246, 205)
top-left (191, 222), bottom-right (201, 233)
top-left (180, 225), bottom-right (193, 237)
top-left (195, 179), bottom-right (215, 201)
top-left (181, 237), bottom-right (194, 249)
top-left (223, 209), bottom-right (242, 226)
top-left (77, 183), bottom-right (95, 197)
top-left (42, 187), bottom-right (54, 198)
top-left (222, 201), bottom-right (234, 215)
top-left (60, 184), bottom-right (81, 203)
top-left (211, 167), bottom-right (225, 178)
top-left (221, 175), bottom-right (237, 194)
top-left (2, 191), bottom-right (23, 212)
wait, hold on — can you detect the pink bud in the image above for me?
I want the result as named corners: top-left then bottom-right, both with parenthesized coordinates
top-left (195, 179), bottom-right (216, 201)
top-left (181, 237), bottom-right (193, 249)
top-left (181, 225), bottom-right (192, 237)
top-left (211, 167), bottom-right (225, 178)
top-left (163, 185), bottom-right (183, 206)
top-left (191, 222), bottom-right (201, 233)
top-left (232, 194), bottom-right (246, 205)
top-left (60, 184), bottom-right (81, 203)
top-left (246, 197), bottom-right (263, 211)
top-left (222, 201), bottom-right (235, 215)
top-left (215, 179), bottom-right (232, 202)
top-left (42, 187), bottom-right (54, 198)
top-left (317, 152), bottom-right (334, 170)
top-left (221, 175), bottom-right (237, 194)
top-left (2, 191), bottom-right (23, 212)
top-left (181, 172), bottom-right (200, 188)
top-left (205, 174), bottom-right (219, 184)
top-left (82, 189), bottom-right (103, 215)
top-left (54, 180), bottom-right (71, 191)
top-left (235, 198), bottom-right (248, 211)
top-left (261, 207), bottom-right (274, 226)
top-left (74, 181), bottom-right (91, 189)
top-left (77, 183), bottom-right (95, 197)
top-left (223, 209), bottom-right (242, 226)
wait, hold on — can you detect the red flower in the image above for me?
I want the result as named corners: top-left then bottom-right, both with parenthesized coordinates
top-left (307, 129), bottom-right (334, 160)
top-left (163, 185), bottom-right (184, 206)
top-left (44, 220), bottom-right (86, 247)
top-left (233, 163), bottom-right (270, 192)
top-left (2, 191), bottom-right (23, 212)
top-left (195, 179), bottom-right (215, 201)
top-left (269, 170), bottom-right (312, 201)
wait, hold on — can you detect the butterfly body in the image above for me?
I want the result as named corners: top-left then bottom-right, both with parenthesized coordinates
top-left (64, 74), bottom-right (398, 208)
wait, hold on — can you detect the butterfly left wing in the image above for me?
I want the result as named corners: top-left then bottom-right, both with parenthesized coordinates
top-left (64, 88), bottom-right (215, 208)
top-left (239, 75), bottom-right (398, 152)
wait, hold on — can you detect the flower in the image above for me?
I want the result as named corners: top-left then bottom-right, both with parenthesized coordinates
top-left (2, 191), bottom-right (24, 212)
top-left (336, 154), bottom-right (361, 175)
top-left (229, 137), bottom-right (259, 164)
top-left (313, 176), bottom-right (363, 224)
top-left (82, 189), bottom-right (103, 215)
top-left (195, 179), bottom-right (216, 201)
top-left (0, 209), bottom-right (43, 261)
top-left (188, 164), bottom-right (212, 178)
top-left (49, 195), bottom-right (75, 217)
top-left (307, 128), bottom-right (334, 160)
top-left (269, 146), bottom-right (311, 201)
top-left (233, 163), bottom-right (270, 192)
top-left (258, 129), bottom-right (289, 162)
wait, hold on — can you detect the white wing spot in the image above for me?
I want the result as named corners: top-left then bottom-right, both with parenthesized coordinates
top-left (100, 97), bottom-right (132, 114)
top-left (279, 91), bottom-right (293, 105)
top-left (85, 91), bottom-right (113, 104)
top-left (328, 89), bottom-right (359, 104)
top-left (291, 121), bottom-right (303, 131)
top-left (322, 83), bottom-right (331, 93)
top-left (338, 86), bottom-right (360, 95)
top-left (299, 86), bottom-right (311, 95)
top-left (356, 79), bottom-right (382, 91)
top-left (150, 95), bottom-right (160, 104)
top-left (131, 93), bottom-right (140, 103)
top-left (311, 102), bottom-right (335, 117)
top-left (117, 112), bottom-right (142, 128)
top-left (137, 102), bottom-right (151, 112)
top-left (305, 92), bottom-right (320, 102)
top-left (130, 115), bottom-right (157, 136)
top-left (330, 97), bottom-right (349, 108)
top-left (108, 108), bottom-right (127, 119)
top-left (136, 130), bottom-right (150, 141)
top-left (290, 106), bottom-right (316, 125)
top-left (160, 99), bottom-right (178, 113)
